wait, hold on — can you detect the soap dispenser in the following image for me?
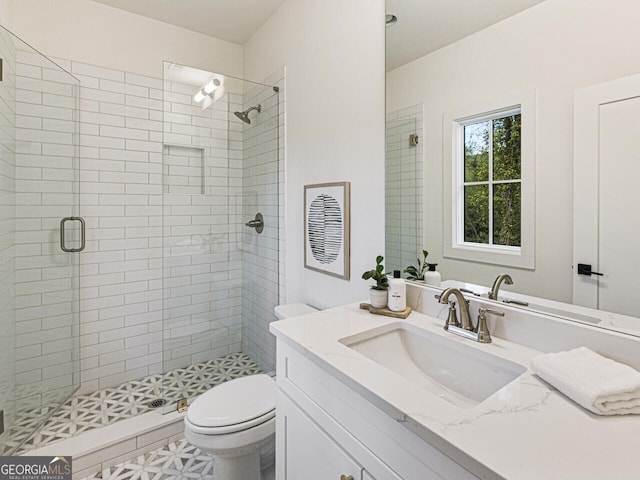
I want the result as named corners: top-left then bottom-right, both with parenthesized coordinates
top-left (423, 263), bottom-right (441, 287)
top-left (388, 270), bottom-right (406, 312)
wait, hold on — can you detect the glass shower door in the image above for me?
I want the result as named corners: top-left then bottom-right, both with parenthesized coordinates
top-left (0, 26), bottom-right (80, 454)
top-left (161, 62), bottom-right (280, 412)
top-left (385, 118), bottom-right (418, 273)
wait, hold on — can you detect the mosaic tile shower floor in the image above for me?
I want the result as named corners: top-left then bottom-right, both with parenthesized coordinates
top-left (2, 353), bottom-right (261, 455)
top-left (81, 438), bottom-right (275, 480)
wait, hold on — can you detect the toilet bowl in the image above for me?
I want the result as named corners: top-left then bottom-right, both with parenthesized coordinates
top-left (184, 303), bottom-right (318, 480)
top-left (184, 374), bottom-right (276, 480)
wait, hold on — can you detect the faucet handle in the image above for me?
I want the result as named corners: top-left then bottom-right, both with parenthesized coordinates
top-left (444, 301), bottom-right (460, 330)
top-left (476, 308), bottom-right (505, 343)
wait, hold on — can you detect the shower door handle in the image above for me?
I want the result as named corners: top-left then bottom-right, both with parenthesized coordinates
top-left (60, 217), bottom-right (86, 252)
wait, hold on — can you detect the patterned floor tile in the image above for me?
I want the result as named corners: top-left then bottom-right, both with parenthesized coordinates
top-left (88, 439), bottom-right (214, 480)
top-left (82, 438), bottom-right (274, 480)
top-left (1, 352), bottom-right (261, 456)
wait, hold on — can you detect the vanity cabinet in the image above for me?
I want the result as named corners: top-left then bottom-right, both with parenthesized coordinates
top-left (280, 392), bottom-right (367, 480)
top-left (275, 341), bottom-right (480, 480)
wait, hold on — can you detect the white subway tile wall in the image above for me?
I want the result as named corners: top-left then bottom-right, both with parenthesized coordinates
top-left (12, 55), bottom-right (285, 395)
top-left (0, 27), bottom-right (18, 447)
top-left (161, 77), bottom-right (243, 374)
top-left (240, 69), bottom-right (284, 373)
top-left (386, 105), bottom-right (424, 273)
top-left (13, 45), bottom-right (81, 412)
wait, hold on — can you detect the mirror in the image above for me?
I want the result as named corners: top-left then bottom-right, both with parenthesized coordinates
top-left (385, 0), bottom-right (640, 336)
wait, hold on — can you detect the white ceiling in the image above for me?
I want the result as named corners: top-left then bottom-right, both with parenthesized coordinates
top-left (385, 0), bottom-right (547, 71)
top-left (90, 0), bottom-right (547, 71)
top-left (90, 0), bottom-right (286, 45)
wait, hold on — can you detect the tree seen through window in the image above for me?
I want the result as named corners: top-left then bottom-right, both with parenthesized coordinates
top-left (463, 113), bottom-right (521, 247)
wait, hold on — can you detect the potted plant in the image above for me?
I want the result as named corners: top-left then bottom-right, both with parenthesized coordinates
top-left (362, 255), bottom-right (389, 308)
top-left (404, 249), bottom-right (429, 281)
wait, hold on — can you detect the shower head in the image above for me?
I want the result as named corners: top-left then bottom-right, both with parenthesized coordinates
top-left (234, 104), bottom-right (262, 124)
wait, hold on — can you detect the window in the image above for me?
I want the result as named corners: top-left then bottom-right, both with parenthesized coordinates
top-left (461, 110), bottom-right (521, 248)
top-left (443, 90), bottom-right (535, 269)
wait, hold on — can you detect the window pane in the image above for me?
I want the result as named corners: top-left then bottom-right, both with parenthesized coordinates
top-left (493, 183), bottom-right (521, 246)
top-left (464, 121), bottom-right (489, 182)
top-left (493, 114), bottom-right (521, 181)
top-left (464, 184), bottom-right (489, 244)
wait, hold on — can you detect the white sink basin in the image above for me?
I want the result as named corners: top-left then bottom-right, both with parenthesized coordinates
top-left (340, 322), bottom-right (526, 409)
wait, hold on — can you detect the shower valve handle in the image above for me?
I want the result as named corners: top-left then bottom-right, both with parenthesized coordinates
top-left (245, 213), bottom-right (264, 234)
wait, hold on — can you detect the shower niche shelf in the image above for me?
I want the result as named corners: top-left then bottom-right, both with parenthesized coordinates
top-left (163, 144), bottom-right (205, 195)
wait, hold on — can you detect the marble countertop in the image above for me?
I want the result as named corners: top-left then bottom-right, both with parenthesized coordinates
top-left (270, 303), bottom-right (640, 480)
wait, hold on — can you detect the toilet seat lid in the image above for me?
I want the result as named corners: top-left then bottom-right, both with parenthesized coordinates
top-left (186, 374), bottom-right (276, 428)
top-left (274, 303), bottom-right (318, 319)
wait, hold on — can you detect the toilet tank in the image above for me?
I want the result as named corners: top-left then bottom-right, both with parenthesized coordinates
top-left (274, 303), bottom-right (318, 319)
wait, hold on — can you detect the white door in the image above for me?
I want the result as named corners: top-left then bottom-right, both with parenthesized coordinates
top-left (574, 74), bottom-right (640, 316)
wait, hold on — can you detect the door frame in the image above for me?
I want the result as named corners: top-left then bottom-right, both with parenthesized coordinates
top-left (573, 74), bottom-right (640, 308)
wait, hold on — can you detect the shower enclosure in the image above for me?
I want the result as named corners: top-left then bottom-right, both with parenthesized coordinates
top-left (0, 26), bottom-right (81, 454)
top-left (160, 62), bottom-right (281, 410)
top-left (0, 51), bottom-right (282, 454)
top-left (385, 117), bottom-right (419, 273)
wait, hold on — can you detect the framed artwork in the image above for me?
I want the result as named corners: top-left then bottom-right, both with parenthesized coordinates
top-left (304, 182), bottom-right (350, 279)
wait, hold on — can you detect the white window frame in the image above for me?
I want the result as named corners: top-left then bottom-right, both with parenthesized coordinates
top-left (443, 90), bottom-right (536, 269)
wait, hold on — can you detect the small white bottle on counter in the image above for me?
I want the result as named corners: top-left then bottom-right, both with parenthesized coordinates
top-left (423, 263), bottom-right (441, 287)
top-left (388, 270), bottom-right (407, 312)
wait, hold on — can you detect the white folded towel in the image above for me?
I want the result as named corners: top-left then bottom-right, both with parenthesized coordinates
top-left (531, 346), bottom-right (640, 415)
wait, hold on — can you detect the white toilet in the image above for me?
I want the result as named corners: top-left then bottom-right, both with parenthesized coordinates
top-left (184, 303), bottom-right (318, 480)
top-left (274, 302), bottom-right (318, 320)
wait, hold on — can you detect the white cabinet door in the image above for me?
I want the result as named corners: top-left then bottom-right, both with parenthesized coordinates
top-left (280, 394), bottom-right (363, 480)
top-left (574, 73), bottom-right (640, 317)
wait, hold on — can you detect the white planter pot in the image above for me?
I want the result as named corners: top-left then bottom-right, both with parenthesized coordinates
top-left (369, 289), bottom-right (388, 309)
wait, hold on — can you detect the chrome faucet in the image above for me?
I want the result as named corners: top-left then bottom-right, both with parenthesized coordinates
top-left (488, 274), bottom-right (513, 300)
top-left (438, 287), bottom-right (473, 331)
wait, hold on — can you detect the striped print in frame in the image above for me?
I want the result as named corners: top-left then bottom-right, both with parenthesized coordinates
top-left (304, 182), bottom-right (350, 279)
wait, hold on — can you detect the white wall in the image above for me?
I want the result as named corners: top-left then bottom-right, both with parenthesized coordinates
top-left (11, 0), bottom-right (242, 79)
top-left (387, 0), bottom-right (640, 302)
top-left (244, 0), bottom-right (386, 309)
top-left (0, 0), bottom-right (12, 29)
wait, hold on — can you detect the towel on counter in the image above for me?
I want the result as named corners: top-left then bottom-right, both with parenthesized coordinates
top-left (531, 346), bottom-right (640, 415)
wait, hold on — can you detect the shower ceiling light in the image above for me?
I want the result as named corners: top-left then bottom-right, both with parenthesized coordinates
top-left (203, 78), bottom-right (220, 94)
top-left (193, 90), bottom-right (206, 103)
top-left (193, 78), bottom-right (221, 103)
